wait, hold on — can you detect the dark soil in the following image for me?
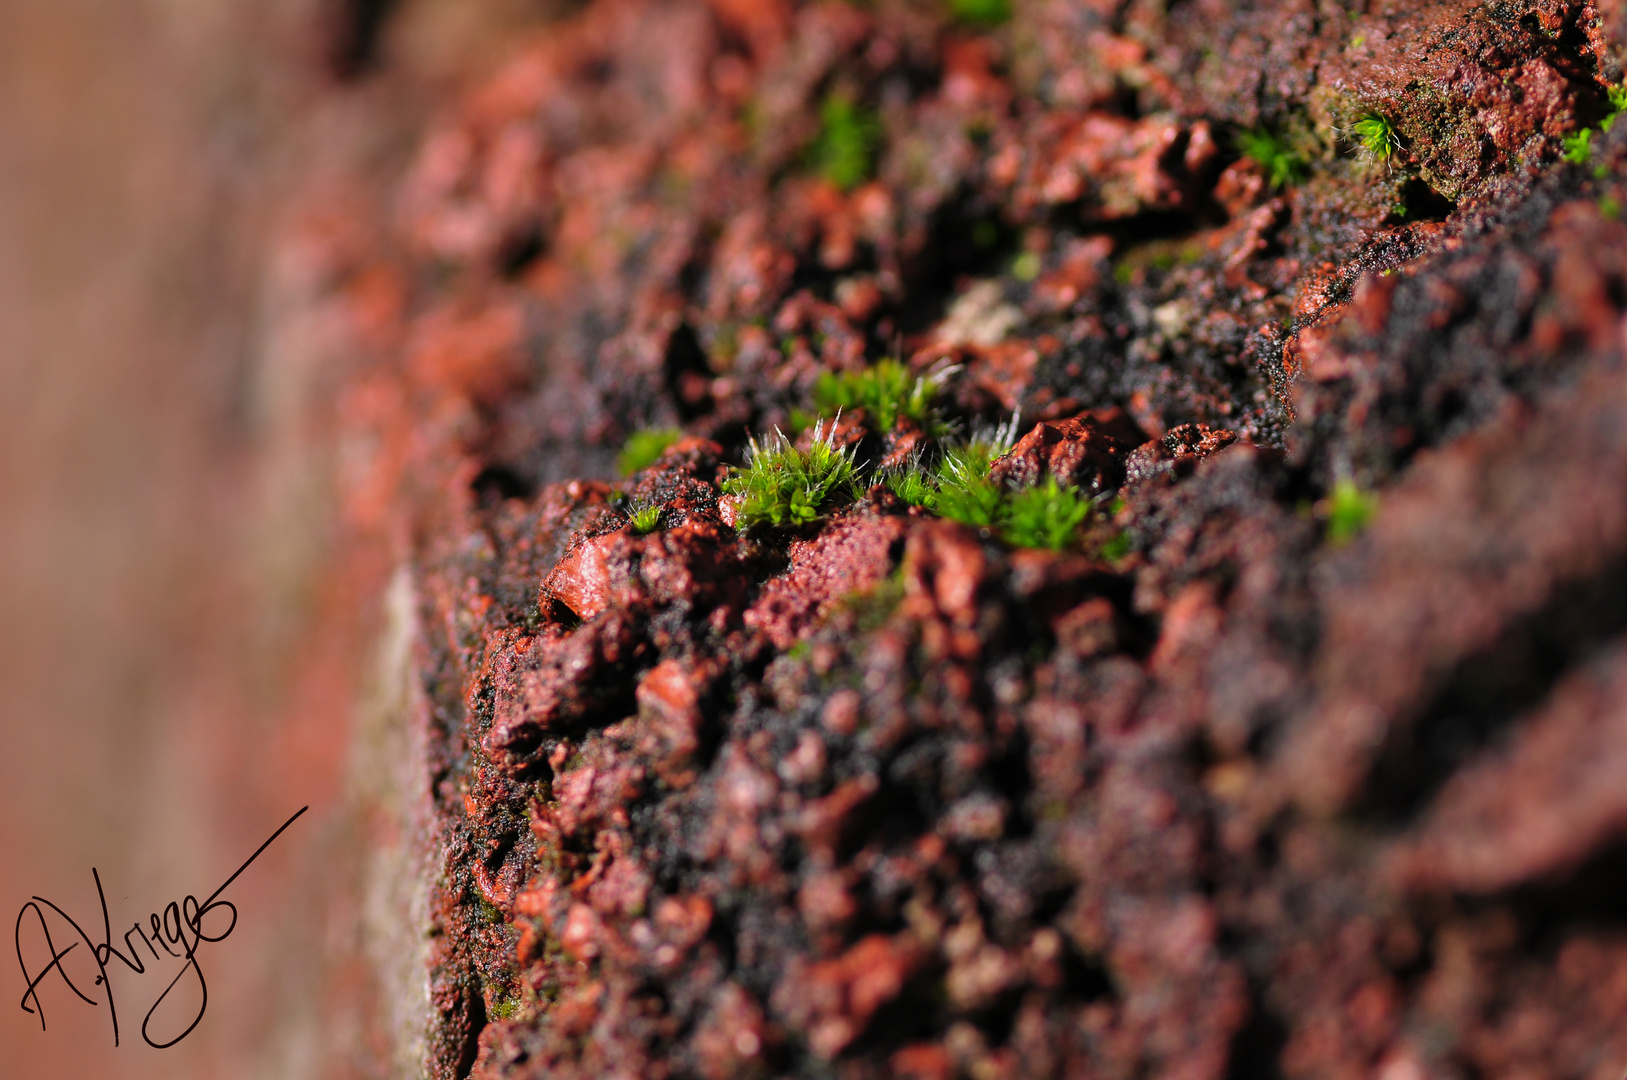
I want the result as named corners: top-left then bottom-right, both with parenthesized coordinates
top-left (320, 1), bottom-right (1627, 1076)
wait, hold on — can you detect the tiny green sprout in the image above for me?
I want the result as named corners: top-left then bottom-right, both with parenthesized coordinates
top-left (1609, 84), bottom-right (1627, 114)
top-left (1100, 532), bottom-right (1133, 562)
top-left (617, 427), bottom-right (682, 476)
top-left (934, 472), bottom-right (1005, 527)
top-left (813, 359), bottom-right (950, 433)
top-left (947, 0), bottom-right (1013, 26)
top-left (1012, 251), bottom-right (1042, 281)
top-left (1239, 128), bottom-right (1308, 188)
top-left (931, 414), bottom-right (1022, 528)
top-left (1001, 477), bottom-right (1091, 551)
top-left (883, 461), bottom-right (937, 508)
top-left (628, 502), bottom-right (663, 534)
top-left (1350, 34), bottom-right (1366, 48)
top-left (1325, 478), bottom-right (1378, 545)
top-left (1600, 194), bottom-right (1622, 220)
top-left (812, 93), bottom-right (881, 192)
top-left (1563, 127), bottom-right (1594, 166)
top-left (1352, 113), bottom-right (1399, 163)
top-left (723, 419), bottom-right (861, 530)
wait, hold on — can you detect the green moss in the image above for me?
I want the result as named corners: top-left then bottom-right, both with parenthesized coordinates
top-left (1326, 479), bottom-right (1378, 545)
top-left (1001, 478), bottom-right (1091, 550)
top-left (1563, 127), bottom-right (1594, 166)
top-left (1352, 113), bottom-right (1399, 163)
top-left (947, 0), bottom-right (1012, 25)
top-left (628, 502), bottom-right (663, 534)
top-left (811, 94), bottom-right (881, 192)
top-left (1011, 251), bottom-right (1042, 281)
top-left (1238, 128), bottom-right (1309, 188)
top-left (617, 427), bottom-right (683, 476)
top-left (1600, 194), bottom-right (1622, 220)
top-left (934, 473), bottom-right (1005, 528)
top-left (814, 359), bottom-right (946, 433)
top-left (723, 420), bottom-right (861, 529)
top-left (1100, 532), bottom-right (1133, 562)
top-left (884, 462), bottom-right (937, 507)
top-left (1560, 82), bottom-right (1627, 170)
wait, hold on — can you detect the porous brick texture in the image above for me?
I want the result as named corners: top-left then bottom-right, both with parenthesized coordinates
top-left (313, 1), bottom-right (1627, 1076)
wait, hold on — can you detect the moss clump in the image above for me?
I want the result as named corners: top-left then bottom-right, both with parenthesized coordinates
top-left (617, 427), bottom-right (683, 476)
top-left (1560, 82), bottom-right (1627, 170)
top-left (1562, 127), bottom-right (1595, 166)
top-left (627, 502), bottom-right (663, 534)
top-left (881, 418), bottom-right (1093, 550)
top-left (947, 0), bottom-right (1012, 26)
top-left (884, 460), bottom-right (937, 507)
top-left (1002, 478), bottom-right (1092, 551)
top-left (1239, 128), bottom-right (1309, 188)
top-left (814, 359), bottom-right (947, 433)
top-left (1352, 113), bottom-right (1399, 163)
top-left (811, 94), bottom-right (881, 192)
top-left (723, 420), bottom-right (861, 529)
top-left (1325, 479), bottom-right (1378, 544)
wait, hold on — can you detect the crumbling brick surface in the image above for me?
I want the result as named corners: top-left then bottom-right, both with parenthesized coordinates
top-left (314, 1), bottom-right (1627, 1075)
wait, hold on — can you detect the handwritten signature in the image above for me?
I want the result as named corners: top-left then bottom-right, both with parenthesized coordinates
top-left (14, 805), bottom-right (307, 1049)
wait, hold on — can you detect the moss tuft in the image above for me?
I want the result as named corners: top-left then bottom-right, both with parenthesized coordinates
top-left (1239, 127), bottom-right (1309, 188)
top-left (814, 359), bottom-right (948, 433)
top-left (723, 420), bottom-right (861, 529)
top-left (947, 0), bottom-right (1012, 26)
top-left (1001, 478), bottom-right (1091, 551)
top-left (811, 94), bottom-right (881, 192)
top-left (1352, 113), bottom-right (1399, 163)
top-left (627, 502), bottom-right (663, 534)
top-left (617, 427), bottom-right (683, 476)
top-left (1325, 479), bottom-right (1378, 544)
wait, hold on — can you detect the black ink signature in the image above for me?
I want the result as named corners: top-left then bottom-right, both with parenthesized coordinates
top-left (15, 805), bottom-right (307, 1049)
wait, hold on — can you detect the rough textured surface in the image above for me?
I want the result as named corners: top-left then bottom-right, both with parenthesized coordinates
top-left (305, 1), bottom-right (1627, 1076)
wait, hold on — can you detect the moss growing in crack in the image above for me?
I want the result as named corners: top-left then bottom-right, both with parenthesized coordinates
top-left (1239, 127), bottom-right (1309, 188)
top-left (1325, 479), bottom-right (1378, 545)
top-left (1560, 83), bottom-right (1627, 170)
top-left (617, 427), bottom-right (683, 476)
top-left (814, 359), bottom-right (949, 434)
top-left (811, 93), bottom-right (881, 192)
top-left (1352, 113), bottom-right (1400, 164)
top-left (724, 420), bottom-right (861, 529)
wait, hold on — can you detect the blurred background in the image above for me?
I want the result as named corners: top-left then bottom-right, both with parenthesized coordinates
top-left (0, 2), bottom-right (551, 1075)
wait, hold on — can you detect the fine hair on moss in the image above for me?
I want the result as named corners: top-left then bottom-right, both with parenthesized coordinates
top-left (724, 418), bottom-right (861, 529)
top-left (617, 427), bottom-right (683, 476)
